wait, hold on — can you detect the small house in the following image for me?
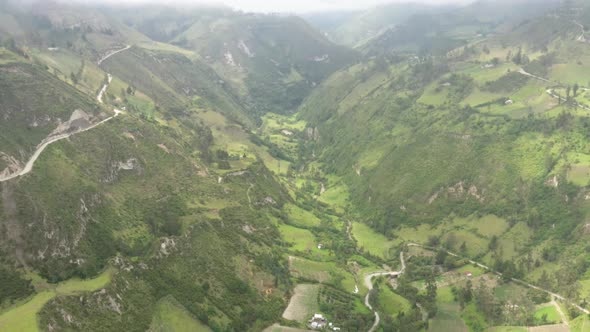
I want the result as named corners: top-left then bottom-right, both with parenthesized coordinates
top-left (309, 313), bottom-right (328, 330)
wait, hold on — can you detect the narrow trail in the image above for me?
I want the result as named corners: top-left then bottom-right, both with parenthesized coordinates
top-left (551, 297), bottom-right (569, 327)
top-left (574, 20), bottom-right (586, 43)
top-left (408, 243), bottom-right (590, 315)
top-left (517, 68), bottom-right (553, 84)
top-left (0, 46), bottom-right (129, 183)
top-left (97, 45), bottom-right (131, 66)
top-left (246, 183), bottom-right (254, 210)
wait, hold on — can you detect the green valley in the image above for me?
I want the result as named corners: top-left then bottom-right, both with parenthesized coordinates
top-left (3, 0), bottom-right (590, 331)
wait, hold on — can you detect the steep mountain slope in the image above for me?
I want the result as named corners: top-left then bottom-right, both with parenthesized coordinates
top-left (116, 7), bottom-right (358, 120)
top-left (299, 0), bottom-right (590, 319)
top-left (5, 1), bottom-right (590, 331)
top-left (305, 3), bottom-right (448, 47)
top-left (360, 0), bottom-right (562, 56)
top-left (0, 49), bottom-right (103, 179)
top-left (0, 3), bottom-right (301, 331)
top-left (0, 58), bottom-right (288, 332)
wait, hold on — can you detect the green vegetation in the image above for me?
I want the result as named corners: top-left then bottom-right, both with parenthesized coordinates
top-left (0, 268), bottom-right (34, 306)
top-left (533, 305), bottom-right (561, 324)
top-left (3, 1), bottom-right (590, 331)
top-left (281, 284), bottom-right (320, 323)
top-left (352, 222), bottom-right (395, 259)
top-left (149, 296), bottom-right (212, 332)
top-left (375, 280), bottom-right (412, 317)
top-left (0, 292), bottom-right (54, 332)
top-left (0, 268), bottom-right (113, 332)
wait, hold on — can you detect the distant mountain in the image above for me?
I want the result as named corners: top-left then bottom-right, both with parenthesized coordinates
top-left (359, 0), bottom-right (562, 56)
top-left (112, 6), bottom-right (358, 121)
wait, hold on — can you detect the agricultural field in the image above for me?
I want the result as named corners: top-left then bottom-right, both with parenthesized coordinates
top-left (263, 325), bottom-right (314, 332)
top-left (288, 256), bottom-right (356, 293)
top-left (281, 284), bottom-right (320, 322)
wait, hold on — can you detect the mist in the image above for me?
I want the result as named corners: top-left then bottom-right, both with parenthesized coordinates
top-left (52, 0), bottom-right (474, 13)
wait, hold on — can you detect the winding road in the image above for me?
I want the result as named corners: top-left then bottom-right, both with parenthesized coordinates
top-left (362, 241), bottom-right (590, 331)
top-left (517, 68), bottom-right (590, 111)
top-left (0, 46), bottom-right (129, 183)
top-left (97, 45), bottom-right (131, 66)
top-left (574, 20), bottom-right (587, 43)
top-left (363, 251), bottom-right (406, 332)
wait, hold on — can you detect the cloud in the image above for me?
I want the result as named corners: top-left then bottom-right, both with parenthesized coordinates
top-left (56, 0), bottom-right (472, 13)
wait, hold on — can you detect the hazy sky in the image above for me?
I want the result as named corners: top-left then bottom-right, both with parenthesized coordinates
top-left (68, 0), bottom-right (471, 13)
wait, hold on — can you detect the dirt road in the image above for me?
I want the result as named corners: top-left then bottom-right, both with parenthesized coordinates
top-left (0, 46), bottom-right (129, 182)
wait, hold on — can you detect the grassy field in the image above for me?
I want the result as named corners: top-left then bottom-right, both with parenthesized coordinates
top-left (533, 305), bottom-right (561, 324)
top-left (54, 268), bottom-right (114, 295)
top-left (149, 296), bottom-right (212, 332)
top-left (195, 109), bottom-right (291, 175)
top-left (565, 152), bottom-right (590, 186)
top-left (317, 175), bottom-right (350, 214)
top-left (428, 285), bottom-right (471, 332)
top-left (262, 113), bottom-right (307, 132)
top-left (352, 222), bottom-right (396, 259)
top-left (579, 279), bottom-right (590, 300)
top-left (570, 314), bottom-right (590, 332)
top-left (377, 284), bottom-right (411, 317)
top-left (494, 283), bottom-right (527, 302)
top-left (429, 302), bottom-right (469, 332)
top-left (418, 82), bottom-right (450, 106)
top-left (281, 284), bottom-right (320, 322)
top-left (550, 62), bottom-right (590, 86)
top-left (0, 268), bottom-right (114, 332)
top-left (288, 256), bottom-right (356, 293)
top-left (279, 224), bottom-right (327, 260)
top-left (285, 204), bottom-right (322, 228)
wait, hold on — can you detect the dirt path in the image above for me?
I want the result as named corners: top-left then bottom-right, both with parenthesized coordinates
top-left (518, 68), bottom-right (554, 84)
top-left (97, 74), bottom-right (113, 104)
top-left (551, 297), bottom-right (569, 326)
top-left (0, 46), bottom-right (129, 183)
top-left (545, 88), bottom-right (590, 111)
top-left (574, 20), bottom-right (586, 43)
top-left (516, 68), bottom-right (590, 111)
top-left (246, 183), bottom-right (254, 210)
top-left (97, 45), bottom-right (131, 65)
top-left (346, 220), bottom-right (353, 241)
